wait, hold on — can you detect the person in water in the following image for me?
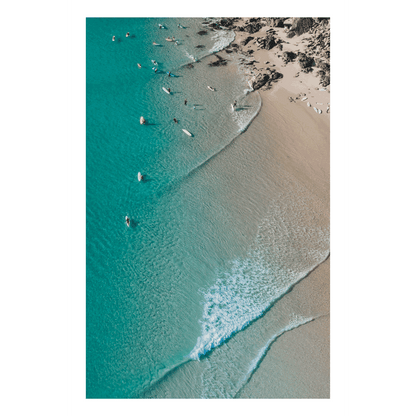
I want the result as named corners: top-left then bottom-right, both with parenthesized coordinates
top-left (126, 217), bottom-right (130, 226)
top-left (173, 118), bottom-right (178, 123)
top-left (233, 100), bottom-right (237, 107)
top-left (184, 99), bottom-right (187, 105)
top-left (154, 67), bottom-right (157, 73)
top-left (167, 88), bottom-right (171, 93)
top-left (168, 71), bottom-right (171, 77)
top-left (137, 63), bottom-right (141, 68)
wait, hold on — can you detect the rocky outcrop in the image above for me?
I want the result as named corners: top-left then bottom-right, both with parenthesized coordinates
top-left (256, 34), bottom-right (277, 50)
top-left (264, 18), bottom-right (284, 28)
top-left (302, 19), bottom-right (330, 86)
top-left (197, 30), bottom-right (208, 35)
top-left (241, 36), bottom-right (254, 46)
top-left (282, 51), bottom-right (297, 64)
top-left (288, 18), bottom-right (315, 36)
top-left (269, 70), bottom-right (283, 81)
top-left (320, 75), bottom-right (330, 87)
top-left (252, 73), bottom-right (270, 90)
top-left (236, 20), bottom-right (263, 34)
top-left (297, 52), bottom-right (314, 69)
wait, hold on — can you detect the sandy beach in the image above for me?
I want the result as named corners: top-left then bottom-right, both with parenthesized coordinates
top-left (225, 17), bottom-right (330, 397)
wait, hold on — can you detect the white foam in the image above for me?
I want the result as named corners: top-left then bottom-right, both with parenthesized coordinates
top-left (208, 29), bottom-right (235, 54)
top-left (189, 185), bottom-right (330, 361)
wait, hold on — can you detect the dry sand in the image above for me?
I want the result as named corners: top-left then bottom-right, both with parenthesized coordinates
top-left (229, 18), bottom-right (330, 397)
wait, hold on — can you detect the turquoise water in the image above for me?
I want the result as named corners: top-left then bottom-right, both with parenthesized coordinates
top-left (87, 18), bottom-right (329, 398)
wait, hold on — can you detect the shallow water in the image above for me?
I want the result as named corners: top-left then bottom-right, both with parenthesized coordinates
top-left (86, 17), bottom-right (329, 398)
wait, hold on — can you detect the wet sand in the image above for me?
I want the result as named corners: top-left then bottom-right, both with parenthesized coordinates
top-left (231, 18), bottom-right (330, 397)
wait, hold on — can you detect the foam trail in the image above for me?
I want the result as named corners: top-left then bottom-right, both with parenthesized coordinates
top-left (188, 187), bottom-right (330, 361)
top-left (233, 314), bottom-right (317, 397)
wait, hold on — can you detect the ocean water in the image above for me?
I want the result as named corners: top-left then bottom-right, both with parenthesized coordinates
top-left (86, 17), bottom-right (329, 398)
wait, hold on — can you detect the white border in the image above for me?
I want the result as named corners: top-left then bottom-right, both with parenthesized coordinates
top-left (69, 0), bottom-right (348, 416)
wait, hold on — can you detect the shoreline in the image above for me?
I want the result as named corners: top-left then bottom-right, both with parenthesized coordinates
top-left (223, 17), bottom-right (330, 396)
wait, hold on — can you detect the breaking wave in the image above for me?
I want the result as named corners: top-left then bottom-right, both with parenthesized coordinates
top-left (189, 188), bottom-right (330, 361)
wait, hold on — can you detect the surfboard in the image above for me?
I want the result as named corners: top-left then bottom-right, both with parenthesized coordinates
top-left (182, 129), bottom-right (192, 137)
top-left (162, 87), bottom-right (171, 94)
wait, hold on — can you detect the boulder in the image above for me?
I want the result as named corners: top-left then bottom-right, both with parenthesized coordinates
top-left (297, 52), bottom-right (314, 69)
top-left (256, 35), bottom-right (277, 50)
top-left (241, 36), bottom-right (254, 46)
top-left (252, 73), bottom-right (270, 90)
top-left (320, 75), bottom-right (330, 87)
top-left (290, 18), bottom-right (315, 36)
top-left (245, 22), bottom-right (263, 34)
top-left (282, 51), bottom-right (297, 63)
top-left (270, 71), bottom-right (283, 80)
top-left (264, 18), bottom-right (284, 28)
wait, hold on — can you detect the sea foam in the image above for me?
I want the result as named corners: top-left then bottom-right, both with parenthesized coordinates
top-left (189, 187), bottom-right (330, 361)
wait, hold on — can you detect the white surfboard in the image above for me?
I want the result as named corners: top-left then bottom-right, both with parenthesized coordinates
top-left (182, 129), bottom-right (192, 137)
top-left (162, 87), bottom-right (171, 95)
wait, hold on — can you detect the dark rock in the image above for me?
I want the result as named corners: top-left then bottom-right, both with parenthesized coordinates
top-left (287, 31), bottom-right (296, 38)
top-left (270, 71), bottom-right (283, 80)
top-left (265, 18), bottom-right (284, 28)
top-left (290, 18), bottom-right (315, 36)
top-left (316, 60), bottom-right (330, 72)
top-left (186, 63), bottom-right (194, 69)
top-left (241, 36), bottom-right (254, 46)
top-left (297, 52), bottom-right (314, 69)
top-left (245, 22), bottom-right (263, 34)
top-left (219, 18), bottom-right (236, 28)
top-left (320, 75), bottom-right (330, 87)
top-left (197, 30), bottom-right (208, 35)
top-left (282, 51), bottom-right (297, 63)
top-left (195, 45), bottom-right (205, 49)
top-left (302, 67), bottom-right (313, 73)
top-left (256, 34), bottom-right (277, 50)
top-left (224, 49), bottom-right (233, 53)
top-left (252, 73), bottom-right (270, 90)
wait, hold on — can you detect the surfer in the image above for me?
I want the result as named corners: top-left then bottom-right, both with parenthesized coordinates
top-left (125, 216), bottom-right (130, 227)
top-left (168, 71), bottom-right (171, 77)
top-left (126, 32), bottom-right (130, 37)
top-left (173, 118), bottom-right (178, 123)
top-left (167, 88), bottom-right (171, 93)
top-left (137, 63), bottom-right (141, 68)
top-left (184, 99), bottom-right (187, 105)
